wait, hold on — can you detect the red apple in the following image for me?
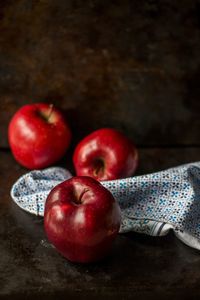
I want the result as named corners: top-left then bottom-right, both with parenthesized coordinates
top-left (73, 128), bottom-right (138, 181)
top-left (44, 176), bottom-right (121, 263)
top-left (8, 103), bottom-right (71, 169)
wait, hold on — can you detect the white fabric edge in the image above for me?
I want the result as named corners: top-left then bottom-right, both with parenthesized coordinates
top-left (174, 230), bottom-right (200, 251)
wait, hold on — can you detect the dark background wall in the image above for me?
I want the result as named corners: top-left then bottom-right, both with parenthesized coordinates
top-left (0, 0), bottom-right (200, 149)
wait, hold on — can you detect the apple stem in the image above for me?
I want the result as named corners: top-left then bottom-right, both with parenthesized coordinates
top-left (79, 188), bottom-right (89, 202)
top-left (47, 104), bottom-right (54, 121)
top-left (93, 158), bottom-right (104, 177)
top-left (73, 188), bottom-right (89, 205)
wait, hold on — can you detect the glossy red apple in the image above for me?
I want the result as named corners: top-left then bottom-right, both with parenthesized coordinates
top-left (44, 176), bottom-right (121, 263)
top-left (8, 103), bottom-right (71, 169)
top-left (73, 128), bottom-right (138, 181)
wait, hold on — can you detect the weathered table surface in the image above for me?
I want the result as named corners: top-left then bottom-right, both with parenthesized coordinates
top-left (1, 148), bottom-right (200, 300)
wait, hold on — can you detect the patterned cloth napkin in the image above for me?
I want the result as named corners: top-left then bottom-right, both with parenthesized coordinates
top-left (11, 162), bottom-right (200, 251)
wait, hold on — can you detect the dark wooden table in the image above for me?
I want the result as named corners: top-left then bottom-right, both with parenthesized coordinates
top-left (1, 0), bottom-right (200, 299)
top-left (1, 148), bottom-right (200, 300)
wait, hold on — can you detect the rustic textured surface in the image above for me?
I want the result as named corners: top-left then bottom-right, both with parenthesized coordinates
top-left (1, 0), bottom-right (200, 299)
top-left (0, 0), bottom-right (200, 147)
top-left (1, 149), bottom-right (200, 300)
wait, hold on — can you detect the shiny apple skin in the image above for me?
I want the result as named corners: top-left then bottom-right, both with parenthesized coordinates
top-left (8, 103), bottom-right (71, 169)
top-left (44, 176), bottom-right (121, 263)
top-left (73, 128), bottom-right (138, 181)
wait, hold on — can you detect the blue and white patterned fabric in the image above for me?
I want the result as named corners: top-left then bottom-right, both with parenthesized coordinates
top-left (11, 162), bottom-right (200, 250)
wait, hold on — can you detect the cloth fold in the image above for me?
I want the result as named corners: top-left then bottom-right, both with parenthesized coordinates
top-left (11, 162), bottom-right (200, 251)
